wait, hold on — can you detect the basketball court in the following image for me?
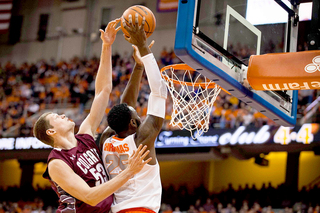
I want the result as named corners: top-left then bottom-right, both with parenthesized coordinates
top-left (159, 0), bottom-right (320, 138)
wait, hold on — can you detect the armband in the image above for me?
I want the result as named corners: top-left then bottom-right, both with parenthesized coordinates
top-left (147, 93), bottom-right (166, 119)
top-left (141, 53), bottom-right (167, 99)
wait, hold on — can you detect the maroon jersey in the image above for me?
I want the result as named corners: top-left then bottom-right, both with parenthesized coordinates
top-left (43, 134), bottom-right (113, 213)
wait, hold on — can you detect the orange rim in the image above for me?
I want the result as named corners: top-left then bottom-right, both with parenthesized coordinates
top-left (160, 64), bottom-right (230, 94)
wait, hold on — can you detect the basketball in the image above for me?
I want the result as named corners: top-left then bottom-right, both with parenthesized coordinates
top-left (120, 5), bottom-right (156, 38)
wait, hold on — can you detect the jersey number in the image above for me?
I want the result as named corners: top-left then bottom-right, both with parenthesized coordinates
top-left (104, 154), bottom-right (129, 179)
top-left (89, 163), bottom-right (107, 186)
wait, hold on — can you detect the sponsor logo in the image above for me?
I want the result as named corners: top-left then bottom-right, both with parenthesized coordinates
top-left (155, 124), bottom-right (317, 148)
top-left (70, 154), bottom-right (76, 160)
top-left (305, 56), bottom-right (320, 73)
top-left (274, 124), bottom-right (315, 145)
top-left (156, 125), bottom-right (271, 147)
top-left (262, 81), bottom-right (320, 90)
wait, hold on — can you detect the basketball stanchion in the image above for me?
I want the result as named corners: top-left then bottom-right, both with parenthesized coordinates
top-left (160, 64), bottom-right (226, 139)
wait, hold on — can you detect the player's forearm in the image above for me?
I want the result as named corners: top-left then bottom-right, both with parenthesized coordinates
top-left (84, 169), bottom-right (134, 206)
top-left (141, 53), bottom-right (166, 96)
top-left (95, 43), bottom-right (113, 95)
top-left (141, 53), bottom-right (167, 119)
top-left (137, 45), bottom-right (151, 57)
top-left (121, 63), bottom-right (144, 106)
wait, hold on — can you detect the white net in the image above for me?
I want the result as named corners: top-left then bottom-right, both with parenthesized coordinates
top-left (161, 64), bottom-right (221, 139)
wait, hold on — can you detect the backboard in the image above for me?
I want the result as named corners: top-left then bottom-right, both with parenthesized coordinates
top-left (174, 0), bottom-right (302, 126)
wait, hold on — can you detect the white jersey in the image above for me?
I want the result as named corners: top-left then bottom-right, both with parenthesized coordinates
top-left (101, 134), bottom-right (162, 213)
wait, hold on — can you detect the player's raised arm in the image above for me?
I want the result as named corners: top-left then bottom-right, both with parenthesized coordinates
top-left (98, 43), bottom-right (147, 150)
top-left (78, 18), bottom-right (120, 137)
top-left (99, 39), bottom-right (154, 150)
top-left (120, 41), bottom-right (154, 107)
top-left (122, 14), bottom-right (167, 164)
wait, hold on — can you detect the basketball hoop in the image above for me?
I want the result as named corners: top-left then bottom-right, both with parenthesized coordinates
top-left (160, 64), bottom-right (222, 139)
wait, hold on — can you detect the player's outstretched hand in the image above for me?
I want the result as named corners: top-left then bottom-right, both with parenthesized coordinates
top-left (132, 40), bottom-right (154, 66)
top-left (122, 13), bottom-right (147, 48)
top-left (126, 144), bottom-right (152, 176)
top-left (99, 18), bottom-right (121, 45)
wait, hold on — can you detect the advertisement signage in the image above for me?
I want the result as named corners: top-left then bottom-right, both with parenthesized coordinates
top-left (0, 124), bottom-right (319, 151)
top-left (155, 124), bottom-right (320, 148)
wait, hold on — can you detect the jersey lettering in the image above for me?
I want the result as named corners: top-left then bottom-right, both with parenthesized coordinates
top-left (123, 143), bottom-right (129, 152)
top-left (104, 142), bottom-right (130, 153)
top-left (83, 153), bottom-right (93, 165)
top-left (86, 150), bottom-right (99, 163)
top-left (76, 160), bottom-right (88, 174)
top-left (76, 148), bottom-right (102, 174)
top-left (90, 148), bottom-right (100, 158)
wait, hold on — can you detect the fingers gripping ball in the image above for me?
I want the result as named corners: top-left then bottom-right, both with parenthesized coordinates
top-left (121, 5), bottom-right (156, 38)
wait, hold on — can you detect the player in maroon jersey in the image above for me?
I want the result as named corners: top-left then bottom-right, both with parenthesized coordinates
top-left (33, 18), bottom-right (151, 213)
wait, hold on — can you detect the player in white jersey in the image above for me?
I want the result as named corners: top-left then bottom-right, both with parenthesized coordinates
top-left (99, 14), bottom-right (167, 213)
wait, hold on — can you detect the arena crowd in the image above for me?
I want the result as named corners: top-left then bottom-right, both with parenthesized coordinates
top-left (0, 46), bottom-right (318, 138)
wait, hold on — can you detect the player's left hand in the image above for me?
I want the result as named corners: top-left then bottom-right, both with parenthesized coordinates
top-left (126, 144), bottom-right (152, 177)
top-left (132, 40), bottom-right (154, 66)
top-left (100, 18), bottom-right (121, 45)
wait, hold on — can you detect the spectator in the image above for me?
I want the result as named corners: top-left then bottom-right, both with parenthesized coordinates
top-left (195, 199), bottom-right (202, 211)
top-left (239, 201), bottom-right (249, 213)
top-left (173, 207), bottom-right (182, 213)
top-left (162, 204), bottom-right (173, 213)
top-left (242, 107), bottom-right (254, 126)
top-left (200, 207), bottom-right (208, 213)
top-left (266, 206), bottom-right (275, 213)
top-left (203, 198), bottom-right (215, 212)
top-left (217, 203), bottom-right (224, 213)
top-left (0, 47), bottom-right (318, 138)
top-left (188, 205), bottom-right (199, 213)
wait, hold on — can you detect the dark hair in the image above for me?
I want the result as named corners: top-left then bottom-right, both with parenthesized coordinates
top-left (107, 103), bottom-right (132, 133)
top-left (33, 112), bottom-right (54, 147)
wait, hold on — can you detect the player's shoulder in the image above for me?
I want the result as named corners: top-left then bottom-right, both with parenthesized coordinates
top-left (75, 133), bottom-right (97, 147)
top-left (101, 127), bottom-right (116, 139)
top-left (75, 133), bottom-right (95, 141)
top-left (110, 134), bottom-right (135, 142)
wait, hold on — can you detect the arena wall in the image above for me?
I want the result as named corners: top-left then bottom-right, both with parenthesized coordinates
top-left (1, 151), bottom-right (319, 192)
top-left (0, 0), bottom-right (177, 65)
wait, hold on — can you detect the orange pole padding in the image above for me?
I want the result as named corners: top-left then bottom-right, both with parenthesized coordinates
top-left (247, 50), bottom-right (320, 90)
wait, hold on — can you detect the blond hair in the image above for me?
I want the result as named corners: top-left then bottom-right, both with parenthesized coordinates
top-left (33, 112), bottom-right (54, 147)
